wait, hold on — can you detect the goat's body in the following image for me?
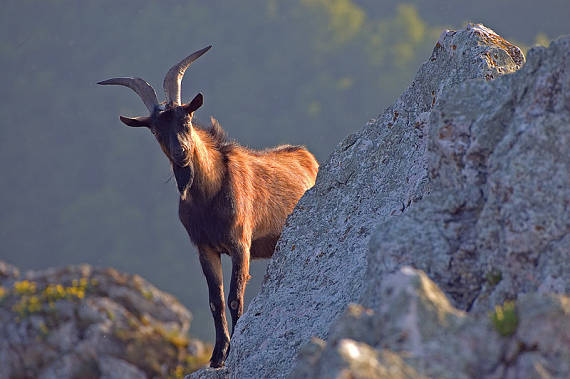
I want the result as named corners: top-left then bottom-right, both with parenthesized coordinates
top-left (179, 122), bottom-right (318, 259)
top-left (176, 120), bottom-right (318, 367)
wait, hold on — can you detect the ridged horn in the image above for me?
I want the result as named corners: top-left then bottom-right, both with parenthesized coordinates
top-left (163, 45), bottom-right (211, 106)
top-left (98, 77), bottom-right (159, 113)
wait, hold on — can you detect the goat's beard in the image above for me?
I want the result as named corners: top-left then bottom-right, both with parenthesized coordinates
top-left (173, 164), bottom-right (194, 198)
top-left (169, 147), bottom-right (191, 168)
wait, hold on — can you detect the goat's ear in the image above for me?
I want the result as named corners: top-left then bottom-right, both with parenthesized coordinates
top-left (119, 115), bottom-right (151, 128)
top-left (183, 93), bottom-right (203, 114)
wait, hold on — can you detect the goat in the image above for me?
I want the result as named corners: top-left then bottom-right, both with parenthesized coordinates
top-left (98, 46), bottom-right (318, 367)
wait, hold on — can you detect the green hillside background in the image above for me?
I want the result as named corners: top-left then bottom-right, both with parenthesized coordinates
top-left (1, 0), bottom-right (567, 341)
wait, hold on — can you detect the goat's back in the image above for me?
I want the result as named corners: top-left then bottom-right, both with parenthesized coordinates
top-left (227, 144), bottom-right (318, 242)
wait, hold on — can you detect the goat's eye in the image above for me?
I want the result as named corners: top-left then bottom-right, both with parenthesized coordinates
top-left (151, 129), bottom-right (158, 136)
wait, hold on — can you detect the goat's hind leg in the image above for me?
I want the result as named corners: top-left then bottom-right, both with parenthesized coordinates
top-left (198, 246), bottom-right (230, 367)
top-left (228, 241), bottom-right (251, 336)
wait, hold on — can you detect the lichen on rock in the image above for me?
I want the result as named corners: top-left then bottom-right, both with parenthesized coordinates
top-left (0, 262), bottom-right (211, 378)
top-left (290, 268), bottom-right (570, 379)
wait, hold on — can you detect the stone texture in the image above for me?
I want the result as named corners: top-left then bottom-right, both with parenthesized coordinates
top-left (290, 267), bottom-right (570, 379)
top-left (0, 262), bottom-right (210, 378)
top-left (200, 24), bottom-right (528, 379)
top-left (188, 367), bottom-right (230, 379)
top-left (366, 30), bottom-right (570, 315)
top-left (99, 356), bottom-right (147, 379)
top-left (290, 28), bottom-right (570, 376)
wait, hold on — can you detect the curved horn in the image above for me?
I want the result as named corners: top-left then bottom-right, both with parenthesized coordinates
top-left (98, 77), bottom-right (159, 113)
top-left (163, 45), bottom-right (211, 106)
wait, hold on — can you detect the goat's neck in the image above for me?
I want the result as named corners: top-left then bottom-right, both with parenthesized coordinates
top-left (185, 127), bottom-right (223, 200)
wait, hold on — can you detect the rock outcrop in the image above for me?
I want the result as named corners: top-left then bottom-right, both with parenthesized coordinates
top-left (192, 24), bottom-right (569, 378)
top-left (0, 261), bottom-right (210, 378)
top-left (365, 27), bottom-right (569, 315)
top-left (291, 268), bottom-right (570, 379)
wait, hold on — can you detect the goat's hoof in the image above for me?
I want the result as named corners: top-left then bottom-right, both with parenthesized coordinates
top-left (210, 360), bottom-right (225, 368)
top-left (210, 353), bottom-right (225, 368)
top-left (210, 342), bottom-right (230, 368)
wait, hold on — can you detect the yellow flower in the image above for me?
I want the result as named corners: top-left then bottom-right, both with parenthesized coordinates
top-left (14, 280), bottom-right (37, 295)
top-left (0, 286), bottom-right (7, 300)
top-left (28, 296), bottom-right (41, 313)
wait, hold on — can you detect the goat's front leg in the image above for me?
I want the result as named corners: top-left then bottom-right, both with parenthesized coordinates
top-left (228, 241), bottom-right (251, 335)
top-left (198, 246), bottom-right (230, 368)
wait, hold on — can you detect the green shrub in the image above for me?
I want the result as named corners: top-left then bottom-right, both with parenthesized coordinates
top-left (490, 300), bottom-right (518, 336)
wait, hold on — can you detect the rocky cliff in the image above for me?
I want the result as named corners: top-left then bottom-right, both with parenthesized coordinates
top-left (0, 261), bottom-right (210, 378)
top-left (192, 24), bottom-right (569, 378)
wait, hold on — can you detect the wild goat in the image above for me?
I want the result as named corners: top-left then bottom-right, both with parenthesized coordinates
top-left (98, 46), bottom-right (318, 367)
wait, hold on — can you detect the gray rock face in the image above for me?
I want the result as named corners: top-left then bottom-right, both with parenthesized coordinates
top-left (366, 30), bottom-right (570, 315)
top-left (205, 24), bottom-right (528, 379)
top-left (0, 262), bottom-right (210, 378)
top-left (290, 267), bottom-right (570, 379)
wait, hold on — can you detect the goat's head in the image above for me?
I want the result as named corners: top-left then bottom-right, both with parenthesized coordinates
top-left (98, 46), bottom-right (211, 169)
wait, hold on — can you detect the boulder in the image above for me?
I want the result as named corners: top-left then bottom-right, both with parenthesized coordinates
top-left (0, 262), bottom-right (211, 378)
